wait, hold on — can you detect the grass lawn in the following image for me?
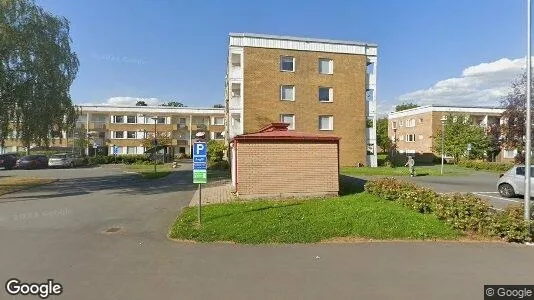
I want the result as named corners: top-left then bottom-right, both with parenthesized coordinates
top-left (169, 192), bottom-right (460, 244)
top-left (0, 177), bottom-right (56, 196)
top-left (124, 164), bottom-right (173, 179)
top-left (341, 164), bottom-right (476, 177)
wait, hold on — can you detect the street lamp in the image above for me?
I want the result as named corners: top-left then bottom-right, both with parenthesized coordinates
top-left (150, 116), bottom-right (158, 175)
top-left (525, 0), bottom-right (532, 221)
top-left (440, 116), bottom-right (447, 175)
top-left (392, 128), bottom-right (397, 164)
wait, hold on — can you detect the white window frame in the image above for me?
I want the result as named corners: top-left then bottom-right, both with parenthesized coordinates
top-left (126, 116), bottom-right (137, 124)
top-left (127, 146), bottom-right (137, 155)
top-left (280, 114), bottom-right (295, 130)
top-left (399, 120), bottom-right (404, 127)
top-left (213, 117), bottom-right (224, 125)
top-left (319, 87), bottom-right (333, 102)
top-left (113, 131), bottom-right (124, 139)
top-left (319, 58), bottom-right (333, 74)
top-left (126, 131), bottom-right (136, 139)
top-left (319, 115), bottom-right (334, 131)
top-left (280, 56), bottom-right (295, 72)
top-left (280, 85), bottom-right (295, 101)
top-left (113, 115), bottom-right (124, 124)
top-left (406, 134), bottom-right (416, 142)
top-left (214, 132), bottom-right (224, 139)
top-left (392, 121), bottom-right (397, 129)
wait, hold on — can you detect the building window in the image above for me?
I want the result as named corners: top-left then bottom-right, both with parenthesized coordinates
top-left (179, 118), bottom-right (187, 124)
top-left (214, 132), bottom-right (224, 139)
top-left (319, 87), bottom-right (333, 102)
top-left (399, 120), bottom-right (404, 127)
top-left (319, 115), bottom-right (334, 131)
top-left (126, 116), bottom-right (136, 124)
top-left (503, 149), bottom-right (517, 159)
top-left (319, 58), bottom-right (333, 74)
top-left (126, 131), bottom-right (136, 139)
top-left (419, 118), bottom-right (423, 123)
top-left (406, 134), bottom-right (416, 142)
top-left (127, 146), bottom-right (137, 154)
top-left (113, 131), bottom-right (124, 139)
top-left (113, 116), bottom-right (124, 123)
top-left (280, 114), bottom-right (295, 130)
top-left (157, 117), bottom-right (166, 124)
top-left (179, 147), bottom-right (186, 154)
top-left (392, 121), bottom-right (397, 129)
top-left (280, 56), bottom-right (295, 72)
top-left (406, 119), bottom-right (416, 127)
top-left (281, 85), bottom-right (295, 101)
top-left (91, 114), bottom-right (106, 122)
top-left (367, 144), bottom-right (375, 155)
top-left (213, 117), bottom-right (224, 125)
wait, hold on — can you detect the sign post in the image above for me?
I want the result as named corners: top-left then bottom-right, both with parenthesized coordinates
top-left (193, 141), bottom-right (207, 225)
top-left (467, 143), bottom-right (472, 159)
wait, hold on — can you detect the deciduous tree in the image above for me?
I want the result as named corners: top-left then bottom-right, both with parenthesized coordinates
top-left (395, 102), bottom-right (419, 112)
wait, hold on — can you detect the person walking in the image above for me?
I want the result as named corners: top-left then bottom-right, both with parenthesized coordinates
top-left (405, 156), bottom-right (415, 177)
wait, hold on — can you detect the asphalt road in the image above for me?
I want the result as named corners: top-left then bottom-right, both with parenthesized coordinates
top-left (0, 167), bottom-right (533, 300)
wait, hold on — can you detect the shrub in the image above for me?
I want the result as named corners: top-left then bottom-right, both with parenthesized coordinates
top-left (120, 154), bottom-right (151, 165)
top-left (208, 160), bottom-right (230, 170)
top-left (457, 160), bottom-right (513, 173)
top-left (132, 160), bottom-right (163, 165)
top-left (207, 140), bottom-right (225, 164)
top-left (364, 177), bottom-right (533, 243)
top-left (88, 156), bottom-right (108, 165)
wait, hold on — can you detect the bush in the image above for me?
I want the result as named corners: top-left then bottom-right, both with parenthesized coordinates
top-left (120, 155), bottom-right (151, 165)
top-left (208, 160), bottom-right (230, 170)
top-left (364, 177), bottom-right (533, 243)
top-left (132, 160), bottom-right (163, 165)
top-left (456, 160), bottom-right (513, 173)
top-left (88, 156), bottom-right (108, 165)
top-left (207, 140), bottom-right (225, 164)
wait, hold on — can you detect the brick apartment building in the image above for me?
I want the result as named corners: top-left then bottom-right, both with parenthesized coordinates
top-left (387, 105), bottom-right (510, 162)
top-left (225, 33), bottom-right (378, 167)
top-left (1, 105), bottom-right (225, 157)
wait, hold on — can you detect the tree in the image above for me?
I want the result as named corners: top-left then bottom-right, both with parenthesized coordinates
top-left (1, 0), bottom-right (79, 154)
top-left (161, 101), bottom-right (184, 107)
top-left (433, 114), bottom-right (491, 162)
top-left (395, 102), bottom-right (419, 112)
top-left (136, 101), bottom-right (147, 106)
top-left (140, 133), bottom-right (172, 150)
top-left (213, 104), bottom-right (224, 108)
top-left (500, 73), bottom-right (533, 158)
top-left (376, 118), bottom-right (391, 153)
top-left (207, 140), bottom-right (225, 163)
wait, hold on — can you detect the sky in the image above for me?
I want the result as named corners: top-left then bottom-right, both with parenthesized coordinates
top-left (35, 0), bottom-right (528, 114)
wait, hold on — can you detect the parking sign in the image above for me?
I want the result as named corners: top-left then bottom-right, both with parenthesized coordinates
top-left (193, 142), bottom-right (207, 184)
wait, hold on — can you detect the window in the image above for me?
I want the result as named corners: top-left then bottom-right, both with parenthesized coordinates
top-left (418, 118), bottom-right (423, 123)
top-left (280, 114), bottom-right (295, 130)
top-left (113, 116), bottom-right (124, 123)
top-left (319, 87), bottom-right (333, 102)
top-left (406, 134), bottom-right (416, 142)
top-left (214, 132), bottom-right (224, 139)
top-left (406, 119), bottom-right (416, 127)
top-left (127, 146), bottom-right (137, 154)
top-left (179, 147), bottom-right (186, 154)
top-left (280, 56), bottom-right (295, 72)
top-left (392, 121), bottom-right (397, 129)
top-left (126, 131), bottom-right (136, 139)
top-left (113, 131), bottom-right (124, 139)
top-left (126, 116), bottom-right (136, 124)
top-left (399, 120), bottom-right (404, 126)
top-left (91, 114), bottom-right (106, 122)
top-left (367, 144), bottom-right (375, 155)
top-left (231, 83), bottom-right (241, 97)
top-left (504, 149), bottom-right (517, 159)
top-left (281, 85), bottom-right (295, 101)
top-left (213, 117), bottom-right (224, 125)
top-left (156, 117), bottom-right (166, 124)
top-left (319, 58), bottom-right (333, 74)
top-left (319, 115), bottom-right (333, 131)
top-left (515, 167), bottom-right (534, 176)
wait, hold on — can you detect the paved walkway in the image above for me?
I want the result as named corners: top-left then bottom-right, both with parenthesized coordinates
top-left (188, 179), bottom-right (234, 206)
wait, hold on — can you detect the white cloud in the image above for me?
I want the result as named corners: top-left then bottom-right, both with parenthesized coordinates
top-left (396, 57), bottom-right (528, 108)
top-left (79, 97), bottom-right (164, 106)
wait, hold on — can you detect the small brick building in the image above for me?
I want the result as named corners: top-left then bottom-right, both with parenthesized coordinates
top-left (230, 123), bottom-right (340, 199)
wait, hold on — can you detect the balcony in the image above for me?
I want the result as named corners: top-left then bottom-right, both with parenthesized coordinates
top-left (366, 74), bottom-right (376, 90)
top-left (209, 124), bottom-right (225, 132)
top-left (366, 100), bottom-right (376, 116)
top-left (88, 123), bottom-right (107, 130)
top-left (366, 128), bottom-right (376, 141)
top-left (193, 124), bottom-right (209, 131)
top-left (107, 123), bottom-right (178, 132)
top-left (173, 139), bottom-right (189, 146)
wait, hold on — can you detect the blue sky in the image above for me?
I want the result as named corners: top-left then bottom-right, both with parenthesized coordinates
top-left (36, 0), bottom-right (528, 113)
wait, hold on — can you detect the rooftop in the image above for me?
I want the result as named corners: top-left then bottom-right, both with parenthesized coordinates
top-left (233, 123), bottom-right (340, 142)
top-left (388, 104), bottom-right (505, 118)
top-left (229, 32), bottom-right (377, 47)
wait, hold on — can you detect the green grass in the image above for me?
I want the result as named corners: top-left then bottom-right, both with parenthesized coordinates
top-left (0, 177), bottom-right (57, 195)
top-left (169, 192), bottom-right (460, 244)
top-left (124, 164), bottom-right (172, 179)
top-left (341, 164), bottom-right (476, 177)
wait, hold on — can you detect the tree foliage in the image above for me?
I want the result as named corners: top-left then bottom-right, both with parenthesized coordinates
top-left (1, 0), bottom-right (79, 153)
top-left (433, 114), bottom-right (491, 162)
top-left (161, 101), bottom-right (184, 107)
top-left (135, 101), bottom-right (147, 106)
top-left (395, 102), bottom-right (419, 112)
top-left (500, 73), bottom-right (533, 153)
top-left (140, 133), bottom-right (172, 149)
top-left (213, 104), bottom-right (224, 108)
top-left (376, 118), bottom-right (391, 152)
top-left (207, 140), bottom-right (225, 163)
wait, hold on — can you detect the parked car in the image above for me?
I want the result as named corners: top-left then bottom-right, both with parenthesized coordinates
top-left (48, 153), bottom-right (85, 168)
top-left (0, 153), bottom-right (18, 170)
top-left (16, 155), bottom-right (48, 169)
top-left (497, 165), bottom-right (534, 198)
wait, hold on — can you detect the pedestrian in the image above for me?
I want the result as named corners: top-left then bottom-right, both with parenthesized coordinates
top-left (405, 156), bottom-right (415, 177)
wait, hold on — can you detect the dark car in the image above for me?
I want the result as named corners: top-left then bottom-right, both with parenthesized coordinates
top-left (16, 155), bottom-right (48, 169)
top-left (0, 153), bottom-right (18, 170)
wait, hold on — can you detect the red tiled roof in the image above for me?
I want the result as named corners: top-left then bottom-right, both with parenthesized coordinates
top-left (232, 123), bottom-right (340, 142)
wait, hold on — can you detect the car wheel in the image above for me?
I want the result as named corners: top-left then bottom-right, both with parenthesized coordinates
top-left (498, 183), bottom-right (515, 198)
top-left (69, 162), bottom-right (74, 168)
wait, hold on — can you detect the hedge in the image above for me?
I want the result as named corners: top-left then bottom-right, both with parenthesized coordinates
top-left (88, 155), bottom-right (153, 165)
top-left (364, 177), bottom-right (533, 243)
top-left (456, 160), bottom-right (514, 173)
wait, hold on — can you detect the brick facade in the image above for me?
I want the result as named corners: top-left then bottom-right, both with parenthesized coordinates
top-left (236, 141), bottom-right (339, 197)
top-left (242, 47), bottom-right (368, 167)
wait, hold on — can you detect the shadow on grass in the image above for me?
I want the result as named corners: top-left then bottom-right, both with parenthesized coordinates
top-left (339, 175), bottom-right (367, 196)
top-left (415, 173), bottom-right (430, 177)
top-left (205, 202), bottom-right (304, 222)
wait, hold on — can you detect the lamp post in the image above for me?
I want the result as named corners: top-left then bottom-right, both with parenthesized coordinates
top-left (525, 0), bottom-right (532, 222)
top-left (150, 116), bottom-right (158, 175)
top-left (393, 128), bottom-right (397, 164)
top-left (440, 116), bottom-right (447, 175)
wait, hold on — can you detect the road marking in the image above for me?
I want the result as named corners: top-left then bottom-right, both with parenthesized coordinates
top-left (473, 193), bottom-right (522, 203)
top-left (473, 192), bottom-right (499, 194)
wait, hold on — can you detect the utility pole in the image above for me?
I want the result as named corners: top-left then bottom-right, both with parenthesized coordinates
top-left (525, 0), bottom-right (532, 222)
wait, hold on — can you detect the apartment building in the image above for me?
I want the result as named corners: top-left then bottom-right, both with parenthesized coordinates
top-left (387, 105), bottom-right (506, 161)
top-left (1, 105), bottom-right (225, 156)
top-left (225, 33), bottom-right (378, 167)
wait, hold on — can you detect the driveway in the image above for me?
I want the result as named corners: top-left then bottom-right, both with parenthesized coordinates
top-left (0, 166), bottom-right (533, 299)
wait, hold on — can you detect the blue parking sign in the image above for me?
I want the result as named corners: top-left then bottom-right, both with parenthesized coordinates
top-left (193, 142), bottom-right (207, 157)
